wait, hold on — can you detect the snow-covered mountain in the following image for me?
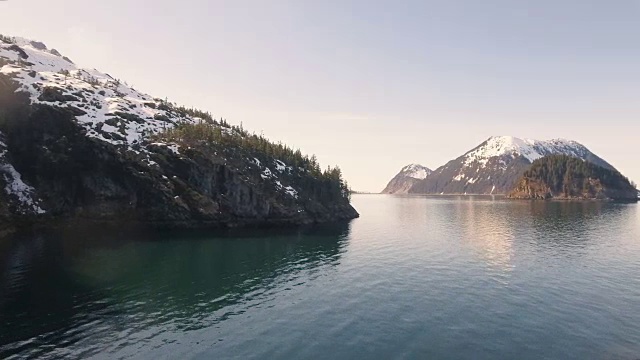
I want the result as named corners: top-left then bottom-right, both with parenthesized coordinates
top-left (381, 164), bottom-right (432, 194)
top-left (0, 36), bottom-right (205, 216)
top-left (0, 36), bottom-right (201, 148)
top-left (408, 136), bottom-right (616, 195)
top-left (0, 35), bottom-right (357, 226)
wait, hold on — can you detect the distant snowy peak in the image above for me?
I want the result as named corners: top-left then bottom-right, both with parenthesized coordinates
top-left (381, 164), bottom-right (432, 194)
top-left (408, 135), bottom-right (616, 195)
top-left (400, 164), bottom-right (432, 180)
top-left (464, 136), bottom-right (589, 164)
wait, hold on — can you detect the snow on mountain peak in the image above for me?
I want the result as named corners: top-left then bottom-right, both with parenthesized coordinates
top-left (400, 164), bottom-right (431, 179)
top-left (0, 34), bottom-right (202, 148)
top-left (4, 36), bottom-right (73, 63)
top-left (382, 164), bottom-right (432, 193)
top-left (465, 136), bottom-right (589, 165)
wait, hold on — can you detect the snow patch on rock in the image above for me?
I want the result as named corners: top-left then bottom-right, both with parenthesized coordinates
top-left (400, 164), bottom-right (432, 179)
top-left (0, 135), bottom-right (45, 214)
top-left (0, 36), bottom-right (201, 149)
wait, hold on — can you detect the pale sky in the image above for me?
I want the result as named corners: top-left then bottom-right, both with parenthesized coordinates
top-left (1, 0), bottom-right (639, 192)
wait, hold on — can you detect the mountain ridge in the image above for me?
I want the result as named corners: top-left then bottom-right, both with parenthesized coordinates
top-left (407, 136), bottom-right (617, 195)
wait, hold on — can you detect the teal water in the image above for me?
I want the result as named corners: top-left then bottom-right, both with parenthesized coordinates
top-left (1, 195), bottom-right (640, 359)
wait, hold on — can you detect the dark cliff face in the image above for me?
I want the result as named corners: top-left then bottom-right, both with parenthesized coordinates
top-left (507, 155), bottom-right (638, 201)
top-left (0, 77), bottom-right (358, 229)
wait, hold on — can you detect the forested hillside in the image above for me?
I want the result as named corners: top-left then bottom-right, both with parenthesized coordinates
top-left (508, 155), bottom-right (637, 201)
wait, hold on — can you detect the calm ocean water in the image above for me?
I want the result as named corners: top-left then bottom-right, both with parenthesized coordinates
top-left (1, 195), bottom-right (639, 359)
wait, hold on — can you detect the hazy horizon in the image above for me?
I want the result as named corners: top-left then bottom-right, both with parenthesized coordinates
top-left (2, 0), bottom-right (639, 192)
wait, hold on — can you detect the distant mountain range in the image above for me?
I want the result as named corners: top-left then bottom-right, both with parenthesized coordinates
top-left (383, 136), bottom-right (623, 195)
top-left (381, 164), bottom-right (432, 194)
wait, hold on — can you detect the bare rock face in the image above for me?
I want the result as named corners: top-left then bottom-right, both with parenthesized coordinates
top-left (28, 41), bottom-right (47, 51)
top-left (38, 87), bottom-right (80, 102)
top-left (381, 164), bottom-right (431, 194)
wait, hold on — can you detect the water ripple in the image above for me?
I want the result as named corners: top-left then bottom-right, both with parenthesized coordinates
top-left (1, 197), bottom-right (639, 359)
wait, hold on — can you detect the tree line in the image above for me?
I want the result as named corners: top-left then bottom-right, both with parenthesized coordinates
top-left (151, 119), bottom-right (350, 202)
top-left (523, 155), bottom-right (635, 195)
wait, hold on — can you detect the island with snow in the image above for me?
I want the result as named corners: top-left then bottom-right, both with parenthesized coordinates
top-left (0, 35), bottom-right (358, 229)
